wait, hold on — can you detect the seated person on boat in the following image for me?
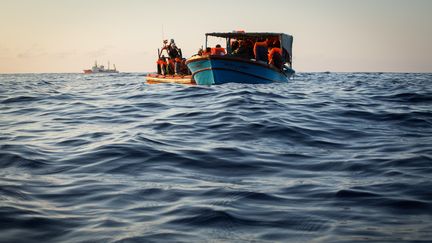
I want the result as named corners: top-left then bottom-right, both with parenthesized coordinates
top-left (211, 44), bottom-right (226, 55)
top-left (268, 40), bottom-right (283, 69)
top-left (232, 39), bottom-right (254, 59)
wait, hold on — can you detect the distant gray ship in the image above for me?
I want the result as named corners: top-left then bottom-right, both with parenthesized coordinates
top-left (83, 61), bottom-right (119, 74)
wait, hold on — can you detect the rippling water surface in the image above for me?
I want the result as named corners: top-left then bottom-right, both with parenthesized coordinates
top-left (1, 72), bottom-right (432, 242)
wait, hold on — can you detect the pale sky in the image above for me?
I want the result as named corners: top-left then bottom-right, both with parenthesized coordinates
top-left (1, 0), bottom-right (431, 73)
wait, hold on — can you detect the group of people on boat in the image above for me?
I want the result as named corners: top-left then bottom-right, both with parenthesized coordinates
top-left (196, 37), bottom-right (290, 70)
top-left (156, 39), bottom-right (190, 76)
top-left (197, 44), bottom-right (227, 56)
top-left (154, 34), bottom-right (292, 76)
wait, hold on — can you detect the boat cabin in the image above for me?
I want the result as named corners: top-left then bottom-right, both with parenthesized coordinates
top-left (203, 32), bottom-right (293, 68)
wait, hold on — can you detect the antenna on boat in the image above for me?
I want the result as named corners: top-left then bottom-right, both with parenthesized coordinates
top-left (161, 24), bottom-right (165, 42)
top-left (205, 34), bottom-right (208, 49)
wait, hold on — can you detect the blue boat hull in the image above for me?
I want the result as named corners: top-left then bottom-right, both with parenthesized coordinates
top-left (186, 56), bottom-right (294, 85)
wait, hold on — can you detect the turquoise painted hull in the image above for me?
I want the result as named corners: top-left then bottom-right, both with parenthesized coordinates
top-left (186, 56), bottom-right (295, 85)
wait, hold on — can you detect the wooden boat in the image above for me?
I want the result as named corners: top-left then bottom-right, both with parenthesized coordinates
top-left (146, 73), bottom-right (195, 85)
top-left (186, 32), bottom-right (295, 85)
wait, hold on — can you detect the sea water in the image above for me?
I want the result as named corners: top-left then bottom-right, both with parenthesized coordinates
top-left (1, 72), bottom-right (431, 242)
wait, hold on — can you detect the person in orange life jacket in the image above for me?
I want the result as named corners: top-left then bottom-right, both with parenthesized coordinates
top-left (211, 44), bottom-right (226, 55)
top-left (157, 55), bottom-right (168, 75)
top-left (253, 38), bottom-right (269, 63)
top-left (202, 47), bottom-right (212, 56)
top-left (268, 40), bottom-right (283, 69)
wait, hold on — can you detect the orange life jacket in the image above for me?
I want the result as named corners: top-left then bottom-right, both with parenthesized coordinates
top-left (268, 48), bottom-right (282, 62)
top-left (268, 48), bottom-right (283, 69)
top-left (157, 59), bottom-right (167, 65)
top-left (211, 47), bottom-right (226, 55)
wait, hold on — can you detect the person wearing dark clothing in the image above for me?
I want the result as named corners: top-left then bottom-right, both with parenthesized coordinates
top-left (230, 40), bottom-right (239, 54)
top-left (166, 39), bottom-right (181, 59)
top-left (168, 47), bottom-right (180, 59)
top-left (232, 40), bottom-right (250, 59)
top-left (245, 39), bottom-right (255, 59)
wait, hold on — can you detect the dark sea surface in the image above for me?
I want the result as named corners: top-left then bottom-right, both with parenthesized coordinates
top-left (1, 72), bottom-right (432, 242)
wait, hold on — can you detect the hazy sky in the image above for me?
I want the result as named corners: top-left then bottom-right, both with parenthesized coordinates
top-left (1, 0), bottom-right (431, 73)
